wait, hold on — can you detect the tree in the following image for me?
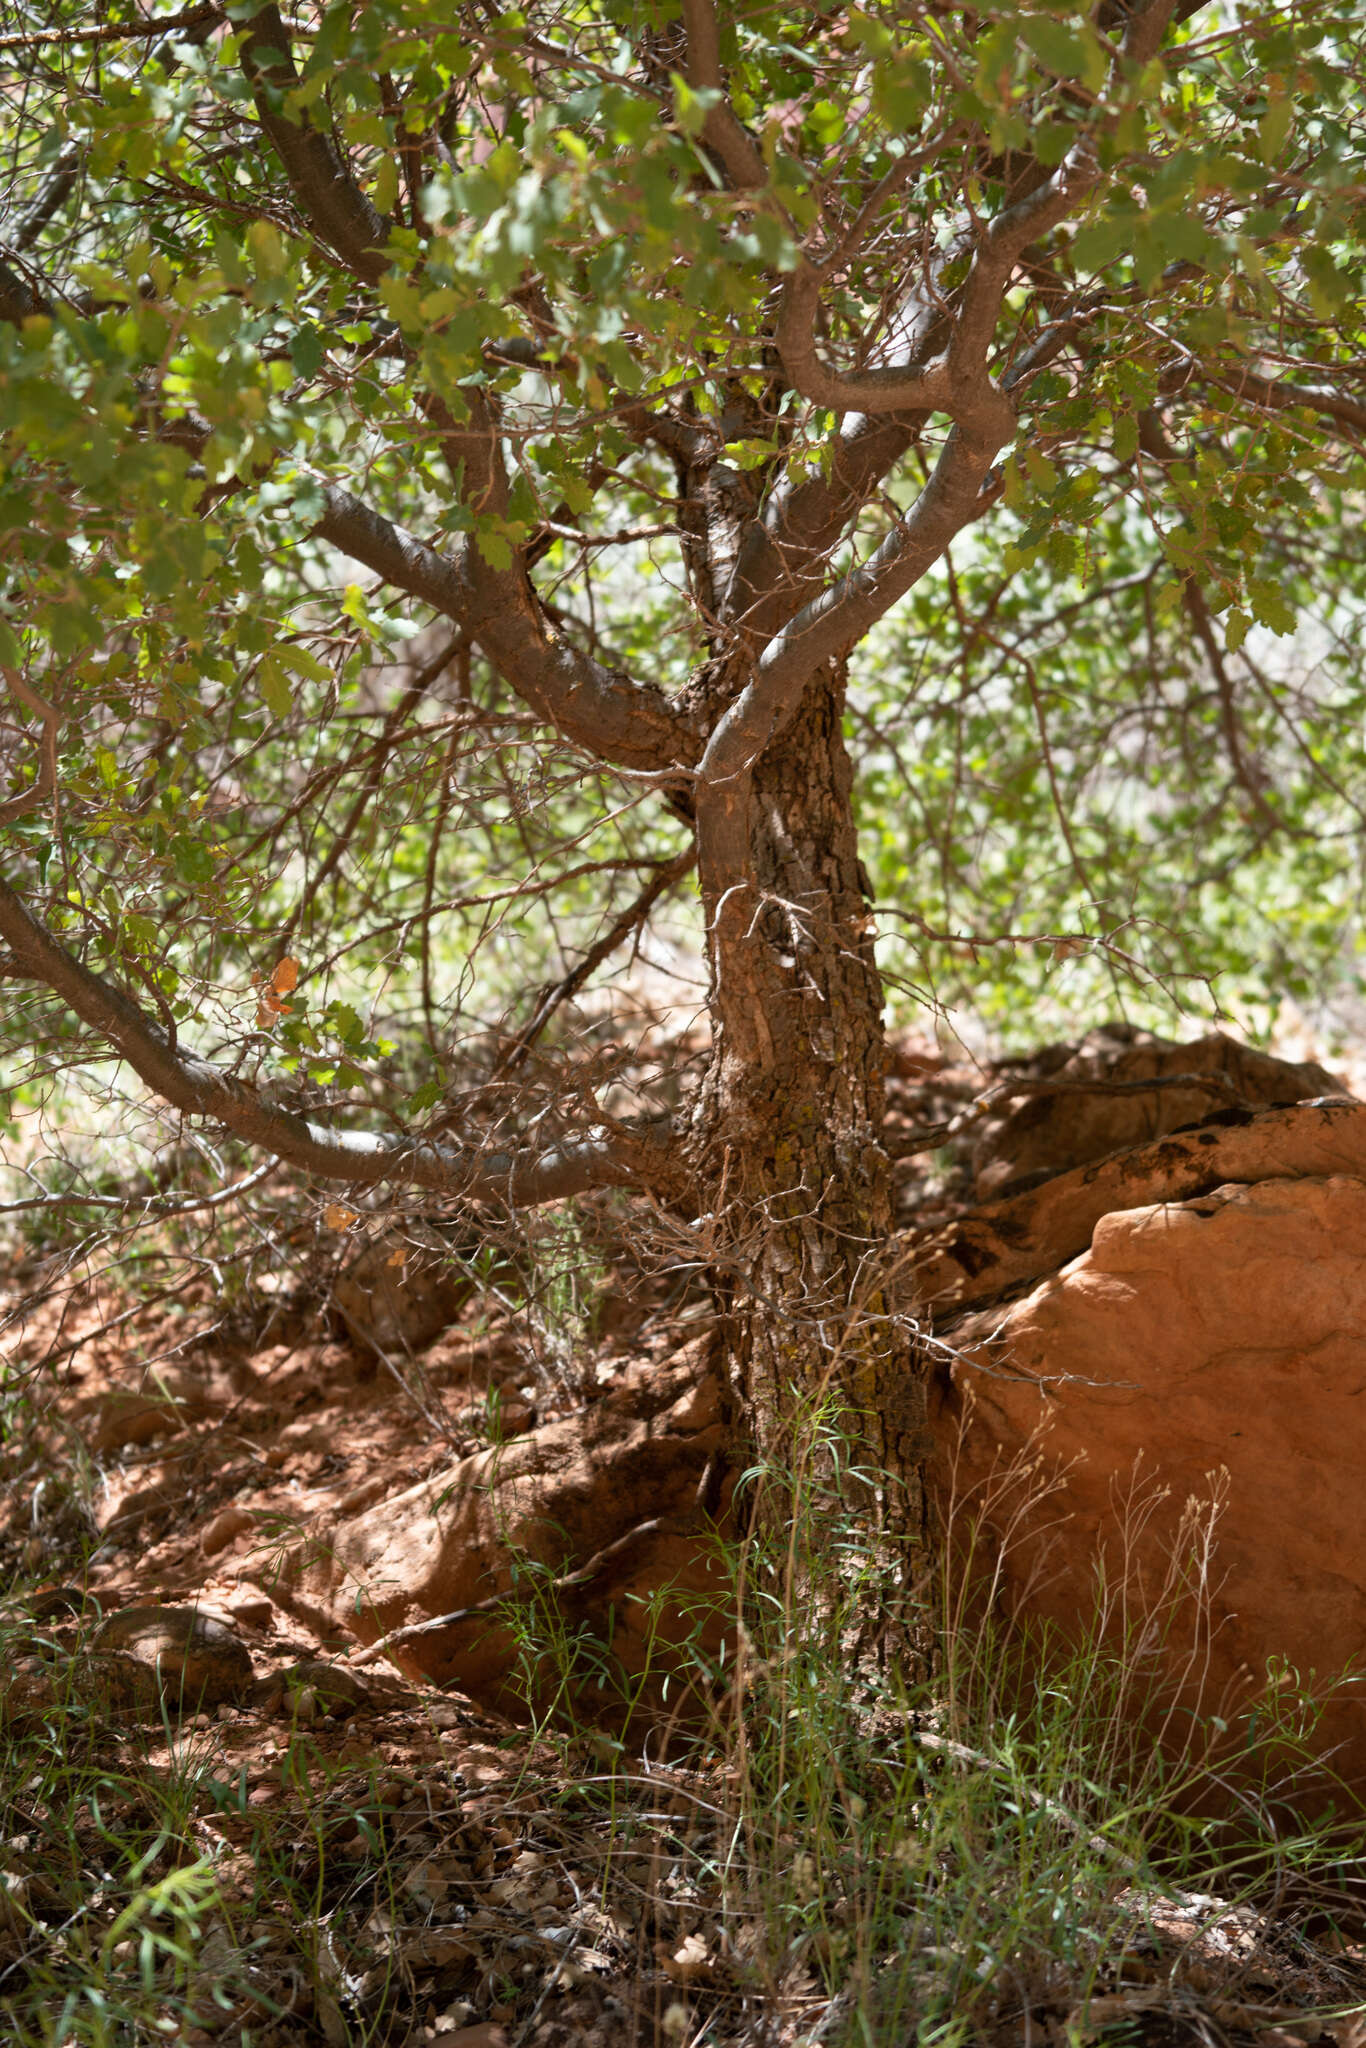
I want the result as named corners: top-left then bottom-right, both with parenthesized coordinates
top-left (2, 0), bottom-right (1365, 1568)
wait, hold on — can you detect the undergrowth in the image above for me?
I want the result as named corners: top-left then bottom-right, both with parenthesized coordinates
top-left (0, 1384), bottom-right (1363, 2046)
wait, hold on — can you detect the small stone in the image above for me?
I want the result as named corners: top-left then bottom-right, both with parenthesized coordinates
top-left (276, 1660), bottom-right (368, 1719)
top-left (222, 1589), bottom-right (274, 1629)
top-left (90, 1390), bottom-right (178, 1452)
top-left (18, 1585), bottom-right (89, 1622)
top-left (248, 1678), bottom-right (286, 1717)
top-left (200, 1507), bottom-right (256, 1558)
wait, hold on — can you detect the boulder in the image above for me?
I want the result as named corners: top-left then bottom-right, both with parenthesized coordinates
top-left (250, 1335), bottom-right (731, 1723)
top-left (86, 1605), bottom-right (254, 1715)
top-left (912, 1095), bottom-right (1366, 1316)
top-left (969, 1027), bottom-right (1340, 1201)
top-left (930, 1174), bottom-right (1366, 1788)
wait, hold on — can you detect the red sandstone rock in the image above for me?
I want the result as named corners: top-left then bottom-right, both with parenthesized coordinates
top-left (931, 1173), bottom-right (1366, 1787)
top-left (252, 1335), bottom-right (731, 1721)
top-left (969, 1028), bottom-right (1340, 1200)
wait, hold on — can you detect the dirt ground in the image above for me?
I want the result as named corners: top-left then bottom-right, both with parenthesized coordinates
top-left (3, 1032), bottom-right (1366, 2044)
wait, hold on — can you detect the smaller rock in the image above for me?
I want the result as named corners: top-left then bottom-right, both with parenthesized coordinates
top-left (90, 1372), bottom-right (207, 1452)
top-left (334, 1235), bottom-right (471, 1354)
top-left (492, 1383), bottom-right (535, 1436)
top-left (247, 1677), bottom-right (285, 1717)
top-left (96, 1479), bottom-right (179, 1540)
top-left (221, 1589), bottom-right (274, 1629)
top-left (200, 1506), bottom-right (256, 1558)
top-left (0, 1872), bottom-right (31, 1933)
top-left (276, 1661), bottom-right (368, 1719)
top-left (87, 1606), bottom-right (254, 1715)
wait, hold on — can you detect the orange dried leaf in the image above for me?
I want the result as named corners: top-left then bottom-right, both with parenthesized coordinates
top-left (324, 1203), bottom-right (358, 1231)
top-left (272, 956), bottom-right (300, 994)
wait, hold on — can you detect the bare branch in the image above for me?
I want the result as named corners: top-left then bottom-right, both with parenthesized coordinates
top-left (498, 843), bottom-right (697, 1073)
top-left (951, 142), bottom-right (1101, 376)
top-left (775, 262), bottom-right (952, 417)
top-left (1196, 362), bottom-right (1366, 443)
top-left (0, 4), bottom-right (221, 51)
top-left (0, 874), bottom-right (684, 1206)
top-left (0, 1160), bottom-right (275, 1221)
top-left (7, 143), bottom-right (80, 253)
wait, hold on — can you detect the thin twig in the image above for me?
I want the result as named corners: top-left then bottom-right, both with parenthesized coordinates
top-left (0, 670), bottom-right (61, 828)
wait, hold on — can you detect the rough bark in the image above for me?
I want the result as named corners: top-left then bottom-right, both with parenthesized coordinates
top-left (693, 658), bottom-right (925, 1569)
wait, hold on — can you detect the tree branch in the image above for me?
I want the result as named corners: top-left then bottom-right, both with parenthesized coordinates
top-left (7, 143), bottom-right (80, 254)
top-left (708, 410), bottom-right (1010, 793)
top-left (312, 484), bottom-right (697, 774)
top-left (497, 843), bottom-right (697, 1073)
top-left (744, 0), bottom-right (1178, 648)
top-left (1195, 361), bottom-right (1366, 443)
top-left (0, 4), bottom-right (220, 51)
top-left (775, 261), bottom-right (953, 417)
top-left (240, 4), bottom-right (390, 284)
top-left (681, 0), bottom-right (766, 192)
top-left (0, 670), bottom-right (60, 828)
top-left (0, 1159), bottom-right (275, 1221)
top-left (0, 873), bottom-right (684, 1205)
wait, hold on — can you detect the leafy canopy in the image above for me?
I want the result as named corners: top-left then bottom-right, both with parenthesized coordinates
top-left (1, 0), bottom-right (1365, 1188)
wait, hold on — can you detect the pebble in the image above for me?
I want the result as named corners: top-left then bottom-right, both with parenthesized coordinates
top-left (199, 1506), bottom-right (255, 1558)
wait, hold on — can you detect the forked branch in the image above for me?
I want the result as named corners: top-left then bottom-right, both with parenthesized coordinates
top-left (313, 485), bottom-right (697, 775)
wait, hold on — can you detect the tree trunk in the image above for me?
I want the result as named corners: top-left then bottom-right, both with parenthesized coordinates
top-left (693, 658), bottom-right (927, 1601)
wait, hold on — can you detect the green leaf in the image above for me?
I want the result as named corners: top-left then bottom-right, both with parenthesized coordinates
top-left (327, 1000), bottom-right (365, 1046)
top-left (1247, 578), bottom-right (1296, 637)
top-left (1019, 17), bottom-right (1104, 91)
top-left (290, 323), bottom-right (325, 378)
top-left (170, 836), bottom-right (214, 887)
top-left (475, 528), bottom-right (514, 571)
top-left (1071, 217), bottom-right (1133, 275)
top-left (278, 644), bottom-right (330, 683)
top-left (1259, 92), bottom-right (1293, 164)
top-left (258, 652), bottom-right (294, 721)
top-left (671, 75), bottom-right (716, 140)
top-left (1224, 607), bottom-right (1252, 654)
